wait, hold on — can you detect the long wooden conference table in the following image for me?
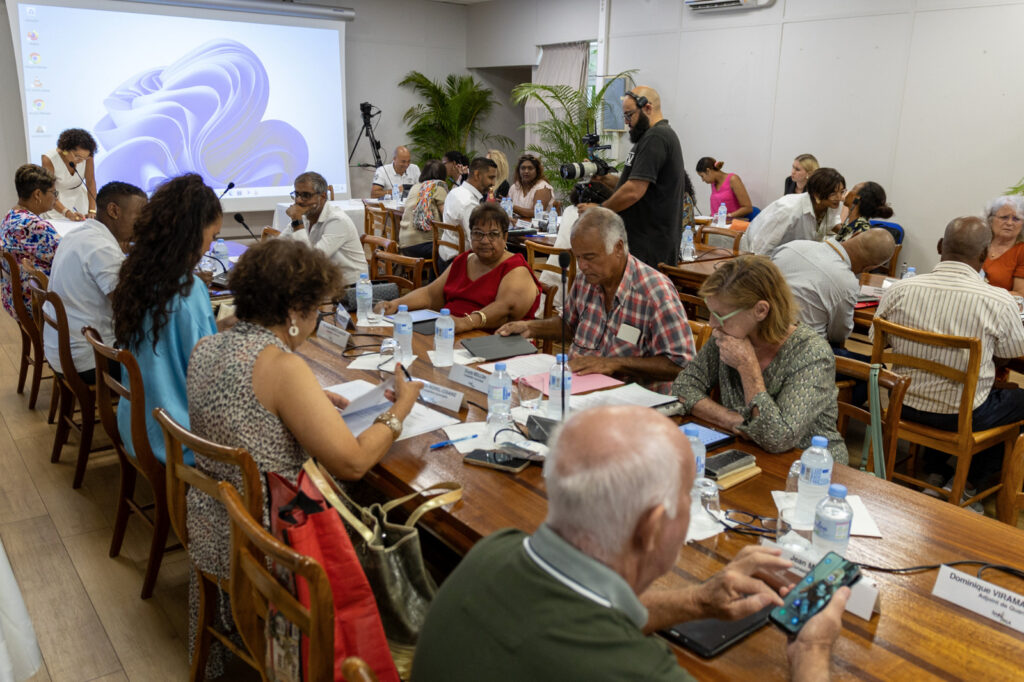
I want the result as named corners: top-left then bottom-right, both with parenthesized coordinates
top-left (299, 324), bottom-right (1024, 681)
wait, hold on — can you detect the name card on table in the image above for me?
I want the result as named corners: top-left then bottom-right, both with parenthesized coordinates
top-left (932, 565), bottom-right (1024, 634)
top-left (317, 320), bottom-right (350, 350)
top-left (417, 380), bottom-right (464, 413)
top-left (448, 364), bottom-right (489, 394)
top-left (514, 218), bottom-right (532, 230)
top-left (334, 307), bottom-right (352, 330)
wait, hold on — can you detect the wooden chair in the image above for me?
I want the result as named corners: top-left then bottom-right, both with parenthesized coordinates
top-left (688, 319), bottom-right (711, 352)
top-left (696, 226), bottom-right (743, 254)
top-left (370, 250), bottom-right (424, 292)
top-left (537, 281), bottom-right (561, 355)
top-left (677, 292), bottom-right (708, 322)
top-left (871, 317), bottom-right (1024, 522)
top-left (221, 481), bottom-right (335, 682)
top-left (37, 290), bottom-right (114, 488)
top-left (83, 326), bottom-right (181, 598)
top-left (1, 252), bottom-right (53, 411)
top-left (833, 357), bottom-right (911, 477)
top-left (430, 218), bottom-right (466, 271)
top-left (261, 226), bottom-right (280, 241)
top-left (386, 207), bottom-right (405, 241)
top-left (360, 198), bottom-right (378, 236)
top-left (360, 234), bottom-right (397, 266)
top-left (525, 240), bottom-right (576, 290)
top-left (20, 259), bottom-right (60, 423)
top-left (884, 243), bottom-right (902, 277)
top-left (327, 184), bottom-right (335, 201)
top-left (154, 407), bottom-right (262, 681)
top-left (997, 434), bottom-right (1024, 526)
top-left (366, 206), bottom-right (394, 241)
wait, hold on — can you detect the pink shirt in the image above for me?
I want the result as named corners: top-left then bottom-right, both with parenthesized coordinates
top-left (709, 173), bottom-right (741, 215)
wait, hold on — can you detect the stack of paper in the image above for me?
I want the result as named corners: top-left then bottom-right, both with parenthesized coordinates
top-left (479, 353), bottom-right (556, 379)
top-left (326, 379), bottom-right (459, 441)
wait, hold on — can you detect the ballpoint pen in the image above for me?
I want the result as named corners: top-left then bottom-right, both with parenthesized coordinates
top-left (429, 434), bottom-right (478, 450)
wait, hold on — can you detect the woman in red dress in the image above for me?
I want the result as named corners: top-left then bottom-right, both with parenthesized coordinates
top-left (377, 204), bottom-right (541, 332)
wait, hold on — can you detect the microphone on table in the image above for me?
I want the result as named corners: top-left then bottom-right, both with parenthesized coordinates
top-left (524, 251), bottom-right (573, 444)
top-left (233, 213), bottom-right (260, 243)
top-left (558, 251), bottom-right (571, 422)
top-left (218, 181), bottom-right (235, 200)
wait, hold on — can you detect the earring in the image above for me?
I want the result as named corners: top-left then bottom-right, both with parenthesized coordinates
top-left (288, 319), bottom-right (299, 337)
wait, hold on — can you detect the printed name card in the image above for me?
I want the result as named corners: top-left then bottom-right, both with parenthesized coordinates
top-left (448, 364), bottom-right (489, 393)
top-left (334, 307), bottom-right (352, 330)
top-left (417, 380), bottom-right (464, 413)
top-left (932, 565), bottom-right (1024, 634)
top-left (317, 320), bottom-right (350, 350)
top-left (514, 219), bottom-right (532, 230)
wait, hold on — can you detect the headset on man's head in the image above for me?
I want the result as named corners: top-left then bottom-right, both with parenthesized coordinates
top-left (625, 90), bottom-right (648, 109)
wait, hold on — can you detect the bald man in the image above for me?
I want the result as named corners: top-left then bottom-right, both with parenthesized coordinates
top-left (772, 228), bottom-right (896, 346)
top-left (411, 406), bottom-right (847, 681)
top-left (589, 86), bottom-right (686, 269)
top-left (873, 217), bottom-right (1024, 505)
top-left (370, 145), bottom-right (420, 198)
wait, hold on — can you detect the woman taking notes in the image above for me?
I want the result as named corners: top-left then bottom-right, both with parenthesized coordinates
top-left (696, 157), bottom-right (752, 220)
top-left (672, 255), bottom-right (847, 463)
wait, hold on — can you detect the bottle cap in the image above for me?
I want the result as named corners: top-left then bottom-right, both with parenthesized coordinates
top-left (440, 308), bottom-right (450, 316)
top-left (398, 304), bottom-right (408, 312)
top-left (811, 435), bottom-right (828, 448)
top-left (828, 484), bottom-right (847, 498)
top-left (555, 353), bottom-right (567, 362)
top-left (495, 362), bottom-right (507, 371)
top-left (682, 424), bottom-right (699, 437)
top-left (359, 273), bottom-right (368, 280)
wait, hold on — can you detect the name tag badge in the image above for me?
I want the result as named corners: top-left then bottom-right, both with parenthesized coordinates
top-left (616, 323), bottom-right (640, 345)
top-left (317, 320), bottom-right (351, 350)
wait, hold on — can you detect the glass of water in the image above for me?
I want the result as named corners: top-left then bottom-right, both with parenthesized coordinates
top-left (515, 377), bottom-right (542, 412)
top-left (693, 477), bottom-right (721, 517)
top-left (377, 338), bottom-right (397, 380)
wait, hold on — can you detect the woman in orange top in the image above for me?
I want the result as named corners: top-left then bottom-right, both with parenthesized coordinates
top-left (982, 196), bottom-right (1024, 296)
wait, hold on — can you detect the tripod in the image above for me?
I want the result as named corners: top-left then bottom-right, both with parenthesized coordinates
top-left (349, 101), bottom-right (384, 168)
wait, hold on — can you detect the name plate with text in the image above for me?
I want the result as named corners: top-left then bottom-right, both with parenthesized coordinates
top-left (448, 364), bottom-right (489, 394)
top-left (418, 380), bottom-right (464, 413)
top-left (514, 218), bottom-right (532, 230)
top-left (932, 565), bottom-right (1024, 634)
top-left (317, 320), bottom-right (351, 350)
top-left (334, 307), bottom-right (352, 330)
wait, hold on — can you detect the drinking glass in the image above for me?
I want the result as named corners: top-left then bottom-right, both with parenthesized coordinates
top-left (693, 478), bottom-right (721, 517)
top-left (377, 338), bottom-right (397, 380)
top-left (515, 378), bottom-right (542, 412)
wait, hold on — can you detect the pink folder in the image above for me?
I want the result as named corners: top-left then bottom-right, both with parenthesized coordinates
top-left (520, 371), bottom-right (624, 397)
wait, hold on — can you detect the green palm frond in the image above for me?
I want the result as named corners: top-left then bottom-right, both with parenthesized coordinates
top-left (1008, 177), bottom-right (1024, 196)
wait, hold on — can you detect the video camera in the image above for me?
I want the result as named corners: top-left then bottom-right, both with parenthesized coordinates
top-left (560, 133), bottom-right (613, 182)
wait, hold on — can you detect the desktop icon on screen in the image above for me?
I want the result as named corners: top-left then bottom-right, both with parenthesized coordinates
top-left (28, 52), bottom-right (41, 65)
top-left (25, 7), bottom-right (36, 18)
top-left (31, 78), bottom-right (42, 88)
top-left (34, 125), bottom-right (46, 134)
top-left (32, 99), bottom-right (45, 111)
top-left (26, 30), bottom-right (39, 41)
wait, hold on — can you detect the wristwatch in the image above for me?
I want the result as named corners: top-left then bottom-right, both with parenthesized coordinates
top-left (374, 410), bottom-right (403, 439)
top-left (290, 219), bottom-right (302, 228)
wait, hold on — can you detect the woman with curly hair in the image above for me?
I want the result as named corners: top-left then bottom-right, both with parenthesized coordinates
top-left (835, 181), bottom-right (894, 242)
top-left (1, 164), bottom-right (60, 317)
top-left (111, 173), bottom-right (222, 464)
top-left (40, 127), bottom-right (98, 221)
top-left (184, 238), bottom-right (422, 676)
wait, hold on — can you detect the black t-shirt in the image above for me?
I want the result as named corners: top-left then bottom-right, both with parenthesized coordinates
top-left (616, 119), bottom-right (684, 268)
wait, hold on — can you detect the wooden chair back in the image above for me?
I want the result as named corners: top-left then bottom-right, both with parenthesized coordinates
top-left (538, 281), bottom-right (559, 355)
top-left (154, 407), bottom-right (262, 550)
top-left (37, 290), bottom-right (90, 402)
top-left (366, 206), bottom-right (394, 240)
top-left (1, 250), bottom-right (35, 331)
top-left (360, 199), bottom-right (377, 235)
top-left (369, 250), bottom-right (424, 291)
top-left (884, 243), bottom-right (902, 277)
top-left (327, 184), bottom-right (335, 201)
top-left (677, 292), bottom-right (708, 321)
top-left (525, 240), bottom-right (576, 289)
top-left (221, 481), bottom-right (334, 681)
top-left (3, 253), bottom-right (52, 411)
top-left (833, 357), bottom-right (912, 477)
top-left (687, 319), bottom-right (711, 352)
top-left (430, 218), bottom-right (465, 268)
top-left (696, 226), bottom-right (743, 254)
top-left (261, 226), bottom-right (280, 241)
top-left (998, 434), bottom-right (1024, 525)
top-left (386, 207), bottom-right (404, 240)
top-left (360, 234), bottom-right (397, 265)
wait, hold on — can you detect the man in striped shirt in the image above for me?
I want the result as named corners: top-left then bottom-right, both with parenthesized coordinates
top-left (872, 216), bottom-right (1024, 494)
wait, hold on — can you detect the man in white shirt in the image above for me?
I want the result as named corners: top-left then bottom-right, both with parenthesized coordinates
top-left (873, 216), bottom-right (1024, 498)
top-left (370, 145), bottom-right (420, 199)
top-left (741, 168), bottom-right (845, 255)
top-left (439, 157), bottom-right (497, 266)
top-left (282, 171), bottom-right (367, 287)
top-left (44, 181), bottom-right (147, 383)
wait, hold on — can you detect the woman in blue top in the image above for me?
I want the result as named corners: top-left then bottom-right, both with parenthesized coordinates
top-left (112, 173), bottom-right (222, 464)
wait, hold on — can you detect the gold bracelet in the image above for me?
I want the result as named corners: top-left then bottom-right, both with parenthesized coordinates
top-left (472, 310), bottom-right (487, 328)
top-left (87, 209), bottom-right (96, 215)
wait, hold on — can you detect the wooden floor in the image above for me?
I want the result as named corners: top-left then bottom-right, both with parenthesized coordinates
top-left (0, 313), bottom-right (1020, 682)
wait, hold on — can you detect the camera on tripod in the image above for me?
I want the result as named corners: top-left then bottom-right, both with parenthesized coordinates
top-left (560, 133), bottom-right (613, 181)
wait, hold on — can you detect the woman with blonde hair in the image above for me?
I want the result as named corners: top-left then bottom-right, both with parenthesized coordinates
top-left (784, 153), bottom-right (819, 195)
top-left (671, 255), bottom-right (847, 462)
top-left (487, 149), bottom-right (510, 200)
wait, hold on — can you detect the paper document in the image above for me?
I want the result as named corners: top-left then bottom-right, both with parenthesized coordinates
top-left (355, 316), bottom-right (393, 329)
top-left (858, 285), bottom-right (884, 301)
top-left (386, 309), bottom-right (441, 323)
top-left (428, 349), bottom-right (483, 366)
top-left (568, 383), bottom-right (676, 410)
top-left (480, 353), bottom-right (556, 379)
top-left (347, 353), bottom-right (417, 373)
top-left (520, 371), bottom-right (623, 396)
top-left (771, 491), bottom-right (882, 537)
top-left (327, 379), bottom-right (459, 440)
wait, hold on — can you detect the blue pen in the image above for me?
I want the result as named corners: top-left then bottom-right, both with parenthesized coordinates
top-left (429, 434), bottom-right (478, 450)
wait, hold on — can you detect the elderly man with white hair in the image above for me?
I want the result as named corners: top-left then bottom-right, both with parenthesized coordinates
top-left (410, 406), bottom-right (849, 681)
top-left (498, 207), bottom-right (694, 393)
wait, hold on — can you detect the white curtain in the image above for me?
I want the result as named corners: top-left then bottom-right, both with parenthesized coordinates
top-left (525, 41), bottom-right (589, 152)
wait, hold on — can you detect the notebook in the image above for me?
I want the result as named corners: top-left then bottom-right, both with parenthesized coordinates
top-left (460, 334), bottom-right (538, 362)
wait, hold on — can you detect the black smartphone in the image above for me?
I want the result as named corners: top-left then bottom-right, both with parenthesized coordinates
top-left (661, 605), bottom-right (771, 658)
top-left (704, 449), bottom-right (756, 480)
top-left (769, 552), bottom-right (860, 635)
top-left (463, 448), bottom-right (530, 474)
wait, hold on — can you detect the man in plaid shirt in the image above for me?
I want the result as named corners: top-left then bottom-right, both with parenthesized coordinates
top-left (498, 208), bottom-right (694, 393)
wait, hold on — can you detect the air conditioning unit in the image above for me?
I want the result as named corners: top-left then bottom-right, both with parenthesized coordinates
top-left (685, 0), bottom-right (775, 11)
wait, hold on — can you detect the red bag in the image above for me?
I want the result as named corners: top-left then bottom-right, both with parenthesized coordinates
top-left (267, 469), bottom-right (400, 682)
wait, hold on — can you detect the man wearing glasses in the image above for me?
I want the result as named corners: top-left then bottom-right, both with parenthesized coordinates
top-left (281, 171), bottom-right (367, 286)
top-left (585, 86), bottom-right (685, 269)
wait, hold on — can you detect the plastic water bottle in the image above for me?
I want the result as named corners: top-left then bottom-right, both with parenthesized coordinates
top-left (534, 199), bottom-right (546, 230)
top-left (548, 206), bottom-right (559, 234)
top-left (682, 425), bottom-right (706, 480)
top-left (785, 460), bottom-right (802, 493)
top-left (487, 362), bottom-right (513, 424)
top-left (716, 202), bottom-right (728, 227)
top-left (393, 305), bottom-right (413, 365)
top-left (795, 436), bottom-right (834, 525)
top-left (813, 484), bottom-right (854, 556)
top-left (547, 353), bottom-right (572, 420)
top-left (213, 238), bottom-right (229, 259)
top-left (503, 197), bottom-right (514, 218)
top-left (355, 273), bottom-right (372, 322)
top-left (433, 308), bottom-right (455, 367)
top-left (680, 226), bottom-right (696, 262)
top-left (902, 266), bottom-right (916, 280)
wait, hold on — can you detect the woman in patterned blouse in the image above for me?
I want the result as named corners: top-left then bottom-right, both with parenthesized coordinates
top-left (671, 255), bottom-right (848, 463)
top-left (0, 164), bottom-right (61, 317)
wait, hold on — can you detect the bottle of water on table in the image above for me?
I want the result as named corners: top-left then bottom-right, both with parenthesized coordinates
top-left (213, 238), bottom-right (229, 259)
top-left (682, 424), bottom-right (706, 480)
top-left (716, 202), bottom-right (728, 227)
top-left (794, 436), bottom-right (833, 525)
top-left (534, 199), bottom-right (546, 231)
top-left (433, 308), bottom-right (455, 367)
top-left (547, 353), bottom-right (572, 420)
top-left (355, 273), bottom-right (372, 322)
top-left (902, 266), bottom-right (916, 280)
top-left (393, 304), bottom-right (413, 365)
top-left (680, 226), bottom-right (696, 262)
top-left (487, 362), bottom-right (513, 434)
top-left (813, 484), bottom-right (853, 556)
top-left (548, 206), bottom-right (559, 234)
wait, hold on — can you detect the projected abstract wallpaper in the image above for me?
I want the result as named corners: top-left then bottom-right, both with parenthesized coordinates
top-left (93, 39), bottom-right (309, 192)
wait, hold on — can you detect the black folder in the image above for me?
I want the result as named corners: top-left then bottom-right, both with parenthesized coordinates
top-left (460, 334), bottom-right (538, 361)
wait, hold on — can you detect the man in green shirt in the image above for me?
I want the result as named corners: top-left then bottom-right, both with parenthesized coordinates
top-left (411, 406), bottom-right (849, 681)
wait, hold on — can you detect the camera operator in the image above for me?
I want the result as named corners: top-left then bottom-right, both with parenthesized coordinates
top-left (583, 86), bottom-right (685, 268)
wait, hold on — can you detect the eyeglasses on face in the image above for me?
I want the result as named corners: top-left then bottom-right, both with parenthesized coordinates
top-left (290, 190), bottom-right (322, 201)
top-left (622, 108), bottom-right (640, 122)
top-left (470, 230), bottom-right (504, 242)
top-left (704, 298), bottom-right (750, 326)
